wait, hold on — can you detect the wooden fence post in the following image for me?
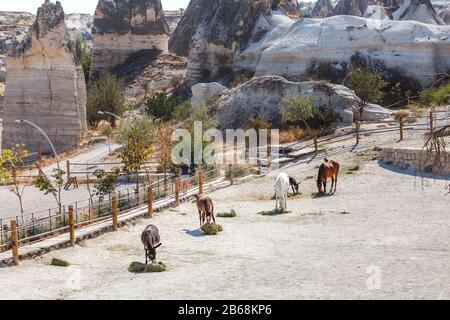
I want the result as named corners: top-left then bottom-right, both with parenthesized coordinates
top-left (399, 117), bottom-right (404, 141)
top-left (313, 131), bottom-right (318, 153)
top-left (175, 178), bottom-right (180, 207)
top-left (229, 164), bottom-right (235, 185)
top-left (69, 205), bottom-right (75, 247)
top-left (112, 196), bottom-right (118, 231)
top-left (198, 169), bottom-right (203, 195)
top-left (429, 110), bottom-right (434, 134)
top-left (147, 187), bottom-right (153, 218)
top-left (11, 220), bottom-right (19, 266)
top-left (267, 145), bottom-right (272, 170)
top-left (356, 121), bottom-right (360, 145)
top-left (66, 160), bottom-right (71, 180)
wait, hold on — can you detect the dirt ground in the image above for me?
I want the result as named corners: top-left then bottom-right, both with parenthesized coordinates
top-left (0, 141), bottom-right (449, 299)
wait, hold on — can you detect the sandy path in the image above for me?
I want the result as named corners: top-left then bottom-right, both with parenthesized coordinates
top-left (0, 146), bottom-right (448, 299)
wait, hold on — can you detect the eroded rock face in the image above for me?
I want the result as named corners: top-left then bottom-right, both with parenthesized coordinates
top-left (243, 15), bottom-right (450, 88)
top-left (312, 0), bottom-right (334, 18)
top-left (441, 9), bottom-right (450, 24)
top-left (90, 0), bottom-right (169, 77)
top-left (333, 0), bottom-right (369, 16)
top-left (2, 0), bottom-right (87, 154)
top-left (182, 0), bottom-right (302, 87)
top-left (391, 0), bottom-right (445, 25)
top-left (212, 76), bottom-right (392, 129)
top-left (169, 0), bottom-right (301, 59)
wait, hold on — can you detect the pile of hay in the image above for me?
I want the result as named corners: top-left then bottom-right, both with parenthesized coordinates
top-left (258, 209), bottom-right (287, 216)
top-left (201, 223), bottom-right (223, 235)
top-left (51, 258), bottom-right (70, 267)
top-left (128, 262), bottom-right (167, 273)
top-left (145, 262), bottom-right (167, 273)
top-left (216, 209), bottom-right (237, 218)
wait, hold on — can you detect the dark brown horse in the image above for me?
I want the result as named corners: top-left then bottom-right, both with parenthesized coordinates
top-left (194, 194), bottom-right (215, 227)
top-left (317, 159), bottom-right (340, 194)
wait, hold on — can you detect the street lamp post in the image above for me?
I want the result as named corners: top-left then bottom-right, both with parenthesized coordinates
top-left (14, 119), bottom-right (60, 170)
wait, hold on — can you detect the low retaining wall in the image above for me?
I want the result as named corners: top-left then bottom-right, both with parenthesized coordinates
top-left (380, 148), bottom-right (450, 174)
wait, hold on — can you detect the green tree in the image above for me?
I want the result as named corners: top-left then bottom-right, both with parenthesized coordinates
top-left (281, 95), bottom-right (341, 132)
top-left (0, 146), bottom-right (28, 217)
top-left (145, 92), bottom-right (183, 122)
top-left (93, 168), bottom-right (120, 198)
top-left (345, 67), bottom-right (387, 120)
top-left (87, 73), bottom-right (125, 128)
top-left (71, 37), bottom-right (91, 83)
top-left (34, 168), bottom-right (65, 214)
top-left (120, 115), bottom-right (153, 192)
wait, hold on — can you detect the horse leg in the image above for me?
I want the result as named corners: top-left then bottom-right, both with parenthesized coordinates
top-left (331, 177), bottom-right (335, 194)
top-left (275, 194), bottom-right (279, 211)
top-left (145, 249), bottom-right (148, 265)
top-left (323, 179), bottom-right (327, 194)
top-left (334, 174), bottom-right (338, 192)
top-left (198, 210), bottom-right (202, 227)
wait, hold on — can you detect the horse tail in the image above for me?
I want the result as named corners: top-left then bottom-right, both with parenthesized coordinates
top-left (317, 164), bottom-right (324, 182)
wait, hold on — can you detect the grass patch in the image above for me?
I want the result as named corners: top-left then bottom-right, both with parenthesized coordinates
top-left (217, 209), bottom-right (237, 218)
top-left (201, 223), bottom-right (223, 235)
top-left (145, 262), bottom-right (167, 273)
top-left (305, 176), bottom-right (314, 180)
top-left (51, 258), bottom-right (70, 267)
top-left (348, 165), bottom-right (360, 172)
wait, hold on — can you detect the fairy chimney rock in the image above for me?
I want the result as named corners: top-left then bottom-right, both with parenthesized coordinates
top-left (2, 0), bottom-right (87, 154)
top-left (90, 0), bottom-right (170, 77)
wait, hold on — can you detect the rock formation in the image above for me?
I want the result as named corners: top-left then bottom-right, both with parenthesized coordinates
top-left (2, 0), bottom-right (87, 154)
top-left (333, 0), bottom-right (369, 16)
top-left (440, 9), bottom-right (450, 24)
top-left (238, 15), bottom-right (450, 88)
top-left (211, 76), bottom-right (392, 129)
top-left (312, 0), bottom-right (334, 18)
top-left (391, 0), bottom-right (445, 25)
top-left (90, 0), bottom-right (170, 78)
top-left (168, 0), bottom-right (301, 58)
top-left (191, 82), bottom-right (226, 107)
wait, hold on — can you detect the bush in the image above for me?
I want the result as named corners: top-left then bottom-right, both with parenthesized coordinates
top-left (51, 258), bottom-right (70, 267)
top-left (86, 73), bottom-right (125, 128)
top-left (145, 92), bottom-right (183, 122)
top-left (201, 223), bottom-right (223, 235)
top-left (394, 110), bottom-right (410, 121)
top-left (71, 37), bottom-right (91, 82)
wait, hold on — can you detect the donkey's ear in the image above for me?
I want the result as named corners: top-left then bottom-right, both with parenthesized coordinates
top-left (154, 243), bottom-right (162, 249)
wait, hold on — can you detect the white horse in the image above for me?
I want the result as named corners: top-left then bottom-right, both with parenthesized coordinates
top-left (274, 172), bottom-right (290, 212)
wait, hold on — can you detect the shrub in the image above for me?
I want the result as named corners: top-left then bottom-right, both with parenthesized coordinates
top-left (86, 73), bottom-right (125, 128)
top-left (145, 92), bottom-right (183, 122)
top-left (394, 110), bottom-right (410, 121)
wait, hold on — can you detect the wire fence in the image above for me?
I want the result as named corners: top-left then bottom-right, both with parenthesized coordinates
top-left (0, 165), bottom-right (251, 253)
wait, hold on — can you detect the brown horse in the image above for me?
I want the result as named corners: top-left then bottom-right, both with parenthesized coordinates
top-left (317, 159), bottom-right (340, 194)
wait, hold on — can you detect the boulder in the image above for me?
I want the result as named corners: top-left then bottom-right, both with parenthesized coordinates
top-left (191, 82), bottom-right (226, 107)
top-left (2, 0), bottom-right (87, 154)
top-left (212, 76), bottom-right (392, 129)
top-left (90, 0), bottom-right (170, 78)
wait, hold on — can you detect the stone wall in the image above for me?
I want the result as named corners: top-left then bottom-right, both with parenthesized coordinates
top-left (380, 147), bottom-right (450, 174)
